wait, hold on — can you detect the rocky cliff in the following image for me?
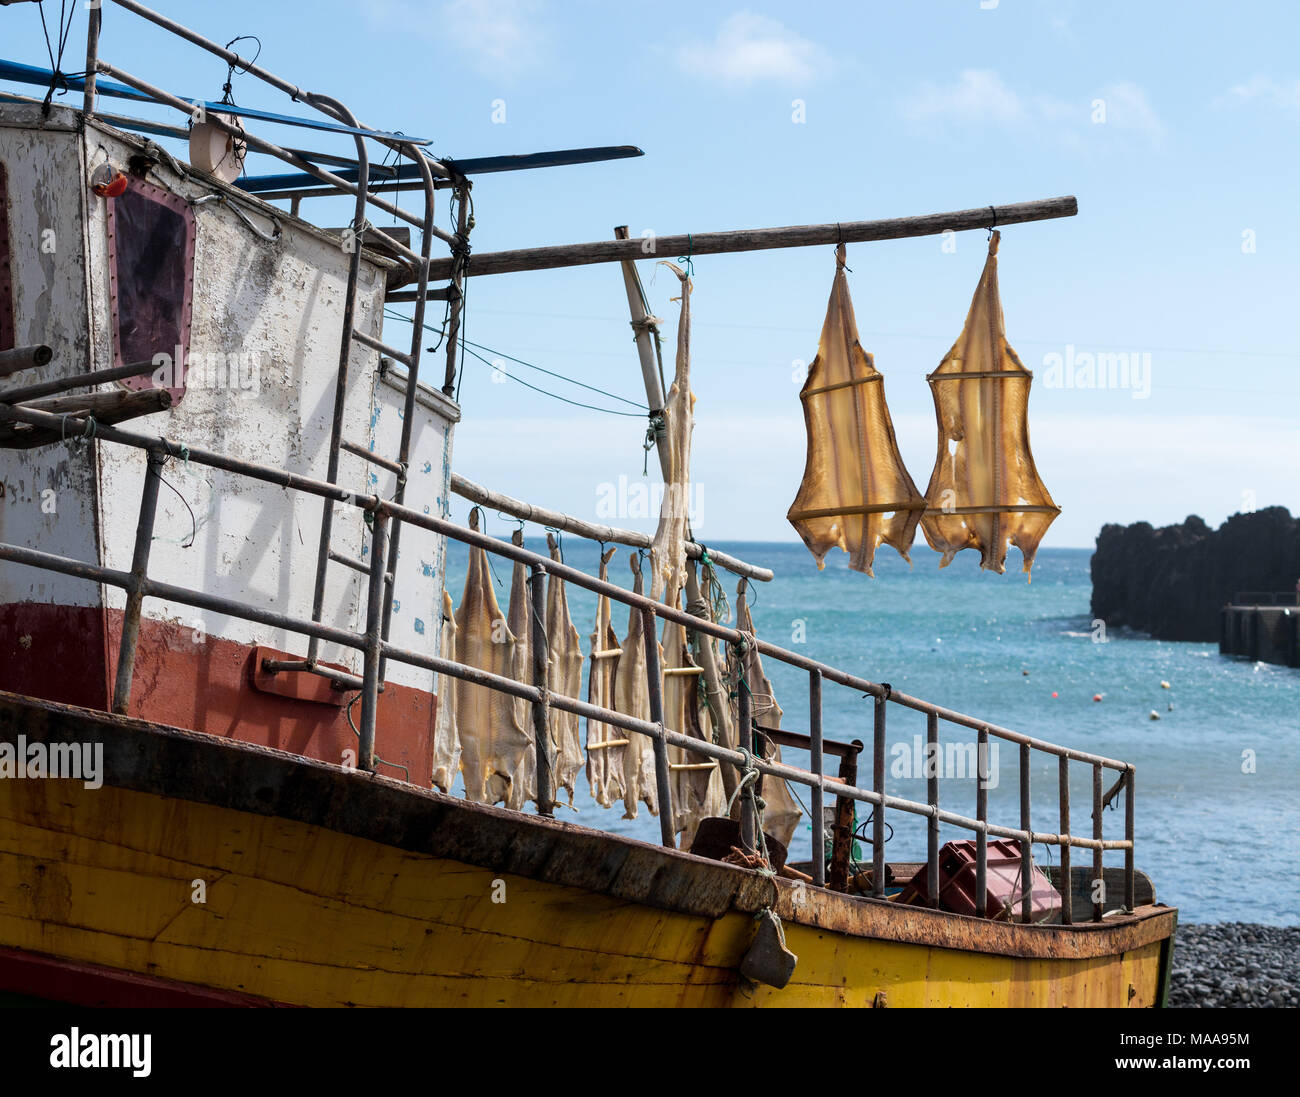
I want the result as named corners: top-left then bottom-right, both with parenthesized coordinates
top-left (1090, 508), bottom-right (1300, 641)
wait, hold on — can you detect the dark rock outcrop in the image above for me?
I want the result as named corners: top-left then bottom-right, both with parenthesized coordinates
top-left (1090, 508), bottom-right (1300, 642)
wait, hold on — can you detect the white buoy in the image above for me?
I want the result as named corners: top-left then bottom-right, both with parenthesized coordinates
top-left (190, 112), bottom-right (247, 184)
top-left (1149, 709), bottom-right (1161, 721)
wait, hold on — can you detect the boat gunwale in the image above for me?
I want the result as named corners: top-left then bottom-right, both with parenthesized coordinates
top-left (0, 690), bottom-right (1176, 964)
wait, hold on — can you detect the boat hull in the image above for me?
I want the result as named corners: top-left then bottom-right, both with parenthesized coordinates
top-left (0, 693), bottom-right (1176, 1007)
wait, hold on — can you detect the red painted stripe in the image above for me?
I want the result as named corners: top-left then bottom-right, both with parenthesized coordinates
top-left (0, 946), bottom-right (291, 1008)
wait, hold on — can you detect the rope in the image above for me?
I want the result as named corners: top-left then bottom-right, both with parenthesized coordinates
top-left (677, 234), bottom-right (695, 278)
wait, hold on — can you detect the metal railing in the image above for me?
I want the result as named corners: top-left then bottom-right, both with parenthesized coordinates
top-left (74, 0), bottom-right (474, 698)
top-left (0, 398), bottom-right (1137, 925)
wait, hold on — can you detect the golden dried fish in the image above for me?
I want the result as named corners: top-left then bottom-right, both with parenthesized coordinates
top-left (920, 231), bottom-right (1060, 576)
top-left (663, 612), bottom-right (724, 849)
top-left (613, 553), bottom-right (658, 819)
top-left (649, 262), bottom-right (695, 608)
top-left (731, 586), bottom-right (801, 850)
top-left (546, 534), bottom-right (584, 804)
top-left (585, 546), bottom-right (625, 808)
top-left (455, 511), bottom-right (531, 804)
top-left (787, 244), bottom-right (926, 576)
top-left (431, 589), bottom-right (460, 794)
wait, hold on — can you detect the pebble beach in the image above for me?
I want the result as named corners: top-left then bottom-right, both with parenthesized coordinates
top-left (1168, 924), bottom-right (1300, 1007)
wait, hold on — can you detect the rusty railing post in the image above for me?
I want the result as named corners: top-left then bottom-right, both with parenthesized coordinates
top-left (926, 712), bottom-right (940, 909)
top-left (1125, 766), bottom-right (1136, 912)
top-left (872, 694), bottom-right (887, 898)
top-left (529, 564), bottom-right (554, 816)
top-left (1059, 755), bottom-right (1072, 925)
top-left (112, 449), bottom-right (165, 715)
top-left (357, 509), bottom-right (389, 772)
top-left (809, 669), bottom-right (825, 887)
top-left (83, 3), bottom-right (102, 117)
top-left (976, 726), bottom-right (989, 917)
top-left (1019, 742), bottom-right (1032, 923)
top-left (1092, 762), bottom-right (1105, 922)
top-left (640, 606), bottom-right (675, 848)
top-left (737, 646), bottom-right (755, 853)
top-left (828, 744), bottom-right (860, 892)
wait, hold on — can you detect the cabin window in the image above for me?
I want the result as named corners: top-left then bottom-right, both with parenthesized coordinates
top-left (106, 175), bottom-right (195, 400)
top-left (0, 161), bottom-right (14, 353)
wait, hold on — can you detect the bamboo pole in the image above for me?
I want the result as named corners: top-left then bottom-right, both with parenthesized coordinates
top-left (426, 197), bottom-right (1077, 281)
top-left (449, 472), bottom-right (773, 583)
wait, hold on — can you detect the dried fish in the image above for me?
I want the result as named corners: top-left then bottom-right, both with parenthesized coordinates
top-left (613, 553), bottom-right (658, 819)
top-left (431, 589), bottom-right (460, 794)
top-left (585, 546), bottom-right (626, 808)
top-left (787, 244), bottom-right (926, 575)
top-left (499, 527), bottom-right (538, 808)
top-left (920, 231), bottom-right (1060, 576)
top-left (663, 611), bottom-right (725, 849)
top-left (731, 586), bottom-right (801, 850)
top-left (546, 533), bottom-right (584, 804)
top-left (455, 511), bottom-right (531, 804)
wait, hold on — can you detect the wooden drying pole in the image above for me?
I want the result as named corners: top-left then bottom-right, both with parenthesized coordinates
top-left (427, 197), bottom-right (1077, 280)
top-left (449, 472), bottom-right (773, 583)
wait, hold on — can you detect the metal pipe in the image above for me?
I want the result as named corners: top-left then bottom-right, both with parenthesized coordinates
top-left (340, 438), bottom-right (404, 476)
top-left (111, 450), bottom-right (165, 714)
top-left (1093, 763), bottom-right (1105, 922)
top-left (976, 727), bottom-right (989, 918)
top-left (0, 344), bottom-right (53, 378)
top-left (872, 695), bottom-right (886, 898)
top-left (529, 564), bottom-right (554, 816)
top-left (0, 358), bottom-right (155, 404)
top-left (358, 511), bottom-right (389, 771)
top-left (809, 669), bottom-right (825, 888)
top-left (1125, 766), bottom-right (1136, 912)
top-left (352, 328), bottom-right (413, 367)
top-left (1059, 755), bottom-right (1072, 925)
top-left (425, 197), bottom-right (1079, 281)
top-left (926, 712), bottom-right (940, 909)
top-left (640, 605), bottom-right (675, 849)
top-left (1019, 742), bottom-right (1032, 924)
top-left (450, 472), bottom-right (772, 582)
top-left (737, 652), bottom-right (754, 853)
top-left (82, 2), bottom-right (101, 117)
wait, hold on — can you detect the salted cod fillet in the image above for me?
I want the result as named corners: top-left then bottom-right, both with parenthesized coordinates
top-left (455, 512), bottom-right (531, 804)
top-left (585, 547), bottom-right (625, 808)
top-left (920, 231), bottom-right (1060, 576)
top-left (499, 527), bottom-right (539, 808)
top-left (787, 244), bottom-right (926, 576)
top-left (614, 552), bottom-right (658, 819)
top-left (731, 585), bottom-right (802, 850)
top-left (546, 533), bottom-right (584, 804)
top-left (663, 611), bottom-right (725, 849)
top-left (431, 590), bottom-right (460, 793)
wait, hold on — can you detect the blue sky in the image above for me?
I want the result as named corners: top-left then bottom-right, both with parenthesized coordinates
top-left (9, 0), bottom-right (1298, 548)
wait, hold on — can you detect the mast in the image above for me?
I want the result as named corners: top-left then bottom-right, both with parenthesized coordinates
top-left (613, 226), bottom-right (738, 802)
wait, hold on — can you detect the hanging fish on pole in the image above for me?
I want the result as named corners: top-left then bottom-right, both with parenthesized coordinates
top-left (787, 244), bottom-right (927, 575)
top-left (919, 231), bottom-right (1060, 576)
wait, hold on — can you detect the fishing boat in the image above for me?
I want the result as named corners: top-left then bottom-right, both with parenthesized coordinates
top-left (0, 2), bottom-right (1176, 1008)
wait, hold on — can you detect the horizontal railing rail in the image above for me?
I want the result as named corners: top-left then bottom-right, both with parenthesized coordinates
top-left (0, 396), bottom-right (1137, 924)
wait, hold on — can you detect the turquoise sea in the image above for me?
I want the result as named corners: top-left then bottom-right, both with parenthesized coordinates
top-left (442, 540), bottom-right (1300, 925)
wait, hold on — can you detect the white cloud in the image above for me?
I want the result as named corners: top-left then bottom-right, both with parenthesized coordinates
top-left (366, 0), bottom-right (548, 76)
top-left (902, 69), bottom-right (1028, 125)
top-left (901, 70), bottom-right (1162, 146)
top-left (676, 12), bottom-right (830, 86)
top-left (1219, 75), bottom-right (1300, 111)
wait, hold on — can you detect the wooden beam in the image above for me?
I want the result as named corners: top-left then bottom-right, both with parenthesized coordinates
top-left (449, 472), bottom-right (774, 583)
top-left (0, 388), bottom-right (172, 450)
top-left (427, 196), bottom-right (1077, 281)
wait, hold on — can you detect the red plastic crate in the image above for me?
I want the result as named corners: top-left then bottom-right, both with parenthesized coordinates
top-left (898, 839), bottom-right (1061, 923)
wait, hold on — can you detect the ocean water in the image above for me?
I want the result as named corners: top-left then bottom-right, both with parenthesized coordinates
top-left (441, 540), bottom-right (1300, 925)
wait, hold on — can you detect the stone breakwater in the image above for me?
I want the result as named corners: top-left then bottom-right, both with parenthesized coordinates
top-left (1168, 923), bottom-right (1300, 1008)
top-left (1090, 508), bottom-right (1300, 642)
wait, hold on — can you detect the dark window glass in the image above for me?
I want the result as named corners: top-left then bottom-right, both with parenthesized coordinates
top-left (107, 177), bottom-right (194, 398)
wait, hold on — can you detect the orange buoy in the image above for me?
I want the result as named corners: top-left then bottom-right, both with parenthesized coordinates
top-left (1092, 693), bottom-right (1103, 702)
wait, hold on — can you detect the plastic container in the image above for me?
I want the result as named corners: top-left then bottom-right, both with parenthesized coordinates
top-left (898, 838), bottom-right (1061, 923)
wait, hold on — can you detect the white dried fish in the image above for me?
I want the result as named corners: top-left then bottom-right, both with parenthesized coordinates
top-left (614, 552), bottom-right (658, 819)
top-left (546, 533), bottom-right (584, 804)
top-left (431, 589), bottom-right (460, 793)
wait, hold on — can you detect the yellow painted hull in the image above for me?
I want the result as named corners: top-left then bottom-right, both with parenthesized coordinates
top-left (1, 777), bottom-right (1167, 1007)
